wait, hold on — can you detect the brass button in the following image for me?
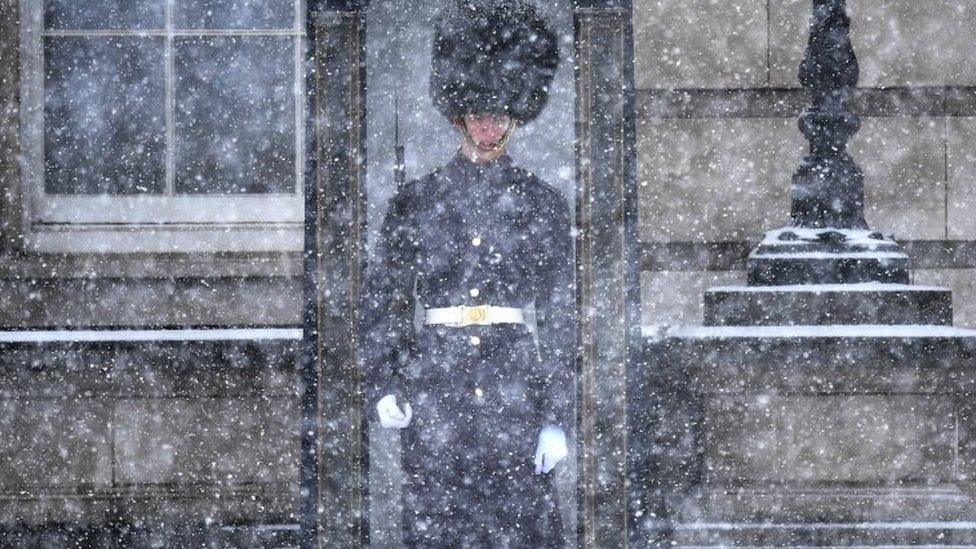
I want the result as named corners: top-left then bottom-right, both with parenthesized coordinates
top-left (469, 335), bottom-right (481, 346)
top-left (469, 288), bottom-right (480, 297)
top-left (474, 387), bottom-right (484, 397)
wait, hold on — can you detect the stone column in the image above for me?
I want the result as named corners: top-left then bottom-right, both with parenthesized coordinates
top-left (300, 1), bottom-right (369, 547)
top-left (574, 0), bottom-right (642, 546)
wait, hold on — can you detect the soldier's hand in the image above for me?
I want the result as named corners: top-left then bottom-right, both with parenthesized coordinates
top-left (533, 425), bottom-right (568, 474)
top-left (376, 394), bottom-right (412, 429)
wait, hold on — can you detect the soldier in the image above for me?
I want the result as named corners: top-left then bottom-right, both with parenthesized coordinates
top-left (358, 1), bottom-right (572, 546)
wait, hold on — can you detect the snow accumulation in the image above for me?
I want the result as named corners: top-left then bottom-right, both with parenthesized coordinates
top-left (750, 251), bottom-right (907, 259)
top-left (750, 252), bottom-right (908, 259)
top-left (652, 325), bottom-right (976, 339)
top-left (0, 328), bottom-right (303, 343)
top-left (760, 226), bottom-right (899, 247)
top-left (675, 521), bottom-right (976, 531)
top-left (708, 283), bottom-right (947, 293)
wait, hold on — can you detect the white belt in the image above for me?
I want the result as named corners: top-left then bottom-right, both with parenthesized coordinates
top-left (424, 305), bottom-right (525, 327)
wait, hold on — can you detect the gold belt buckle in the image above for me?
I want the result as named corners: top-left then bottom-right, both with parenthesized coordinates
top-left (459, 304), bottom-right (488, 326)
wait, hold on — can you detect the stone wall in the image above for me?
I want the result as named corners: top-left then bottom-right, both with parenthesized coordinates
top-left (0, 339), bottom-right (299, 527)
top-left (634, 0), bottom-right (976, 328)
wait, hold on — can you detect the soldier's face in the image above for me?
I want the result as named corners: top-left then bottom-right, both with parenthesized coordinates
top-left (460, 113), bottom-right (513, 149)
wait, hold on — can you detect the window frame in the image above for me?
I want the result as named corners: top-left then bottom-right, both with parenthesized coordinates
top-left (18, 0), bottom-right (306, 253)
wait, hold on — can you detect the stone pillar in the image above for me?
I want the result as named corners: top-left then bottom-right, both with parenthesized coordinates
top-left (574, 0), bottom-right (642, 546)
top-left (748, 0), bottom-right (908, 286)
top-left (300, 1), bottom-right (368, 547)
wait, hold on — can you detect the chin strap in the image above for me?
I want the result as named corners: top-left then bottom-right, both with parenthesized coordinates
top-left (459, 116), bottom-right (518, 154)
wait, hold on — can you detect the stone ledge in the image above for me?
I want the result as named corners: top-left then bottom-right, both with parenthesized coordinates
top-left (703, 284), bottom-right (953, 326)
top-left (0, 334), bottom-right (301, 398)
top-left (644, 328), bottom-right (976, 394)
top-left (663, 519), bottom-right (976, 546)
top-left (0, 483), bottom-right (297, 526)
top-left (681, 486), bottom-right (975, 523)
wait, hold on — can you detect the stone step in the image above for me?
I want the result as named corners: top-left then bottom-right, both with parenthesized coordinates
top-left (747, 227), bottom-right (910, 285)
top-left (663, 519), bottom-right (976, 546)
top-left (703, 284), bottom-right (953, 326)
top-left (641, 325), bottom-right (976, 393)
top-left (747, 253), bottom-right (910, 285)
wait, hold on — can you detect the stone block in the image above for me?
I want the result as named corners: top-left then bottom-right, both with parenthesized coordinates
top-left (641, 270), bottom-right (743, 327)
top-left (704, 284), bottom-right (953, 326)
top-left (854, 117), bottom-right (946, 241)
top-left (633, 0), bottom-right (768, 89)
top-left (0, 277), bottom-right (301, 328)
top-left (771, 0), bottom-right (976, 87)
top-left (669, 513), bottom-right (976, 546)
top-left (947, 118), bottom-right (976, 240)
top-left (661, 330), bottom-right (976, 394)
top-left (746, 228), bottom-right (910, 286)
top-left (0, 398), bottom-right (112, 489)
top-left (914, 269), bottom-right (976, 328)
top-left (705, 395), bottom-right (956, 484)
top-left (115, 397), bottom-right (298, 485)
top-left (637, 117), bottom-right (802, 242)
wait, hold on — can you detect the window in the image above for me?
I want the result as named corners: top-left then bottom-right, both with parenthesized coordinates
top-left (20, 0), bottom-right (305, 252)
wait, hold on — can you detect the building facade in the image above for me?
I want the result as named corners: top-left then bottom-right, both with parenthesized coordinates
top-left (1, 0), bottom-right (974, 546)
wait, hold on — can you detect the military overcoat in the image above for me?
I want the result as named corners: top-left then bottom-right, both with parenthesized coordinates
top-left (359, 149), bottom-right (575, 546)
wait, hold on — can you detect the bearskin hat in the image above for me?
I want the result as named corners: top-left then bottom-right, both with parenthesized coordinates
top-left (429, 0), bottom-right (560, 125)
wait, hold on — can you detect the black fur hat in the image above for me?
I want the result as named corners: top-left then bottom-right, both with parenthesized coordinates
top-left (429, 0), bottom-right (560, 125)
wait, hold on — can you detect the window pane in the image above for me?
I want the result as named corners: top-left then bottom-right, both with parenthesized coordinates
top-left (174, 0), bottom-right (294, 30)
top-left (45, 0), bottom-right (165, 30)
top-left (174, 36), bottom-right (295, 194)
top-left (44, 37), bottom-right (166, 195)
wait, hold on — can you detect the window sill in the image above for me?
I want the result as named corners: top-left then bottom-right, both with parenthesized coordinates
top-left (24, 222), bottom-right (303, 254)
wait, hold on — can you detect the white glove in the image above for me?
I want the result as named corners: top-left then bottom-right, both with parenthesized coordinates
top-left (533, 425), bottom-right (568, 474)
top-left (376, 394), bottom-right (412, 429)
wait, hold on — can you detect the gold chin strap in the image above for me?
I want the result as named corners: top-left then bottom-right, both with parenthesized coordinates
top-left (460, 116), bottom-right (518, 154)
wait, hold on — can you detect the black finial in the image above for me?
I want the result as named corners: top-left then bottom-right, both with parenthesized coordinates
top-left (791, 0), bottom-right (867, 229)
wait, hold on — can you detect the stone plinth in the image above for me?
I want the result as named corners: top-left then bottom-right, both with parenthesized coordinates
top-left (628, 327), bottom-right (976, 546)
top-left (748, 227), bottom-right (909, 286)
top-left (704, 283), bottom-right (953, 326)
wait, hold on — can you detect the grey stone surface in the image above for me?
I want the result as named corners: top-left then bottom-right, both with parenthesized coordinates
top-left (629, 333), bottom-right (976, 545)
top-left (685, 485), bottom-right (975, 524)
top-left (705, 395), bottom-right (955, 484)
top-left (637, 117), bottom-right (800, 242)
top-left (704, 286), bottom-right (953, 326)
top-left (0, 339), bottom-right (299, 399)
top-left (947, 118), bottom-right (976, 240)
top-left (0, 398), bottom-right (112, 489)
top-left (914, 269), bottom-right (976, 328)
top-left (746, 228), bottom-right (910, 286)
top-left (641, 270), bottom-right (744, 326)
top-left (770, 0), bottom-right (976, 88)
top-left (633, 0), bottom-right (768, 89)
top-left (664, 332), bottom-right (976, 394)
top-left (636, 115), bottom-right (947, 244)
top-left (114, 397), bottom-right (298, 485)
top-left (669, 518), bottom-right (976, 546)
top-left (0, 0), bottom-right (24, 254)
top-left (855, 117), bottom-right (947, 241)
top-left (0, 277), bottom-right (300, 328)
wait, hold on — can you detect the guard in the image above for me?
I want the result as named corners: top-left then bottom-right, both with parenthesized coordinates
top-left (358, 1), bottom-right (572, 546)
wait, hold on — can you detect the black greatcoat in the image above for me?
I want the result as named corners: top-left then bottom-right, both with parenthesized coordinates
top-left (359, 149), bottom-right (575, 547)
